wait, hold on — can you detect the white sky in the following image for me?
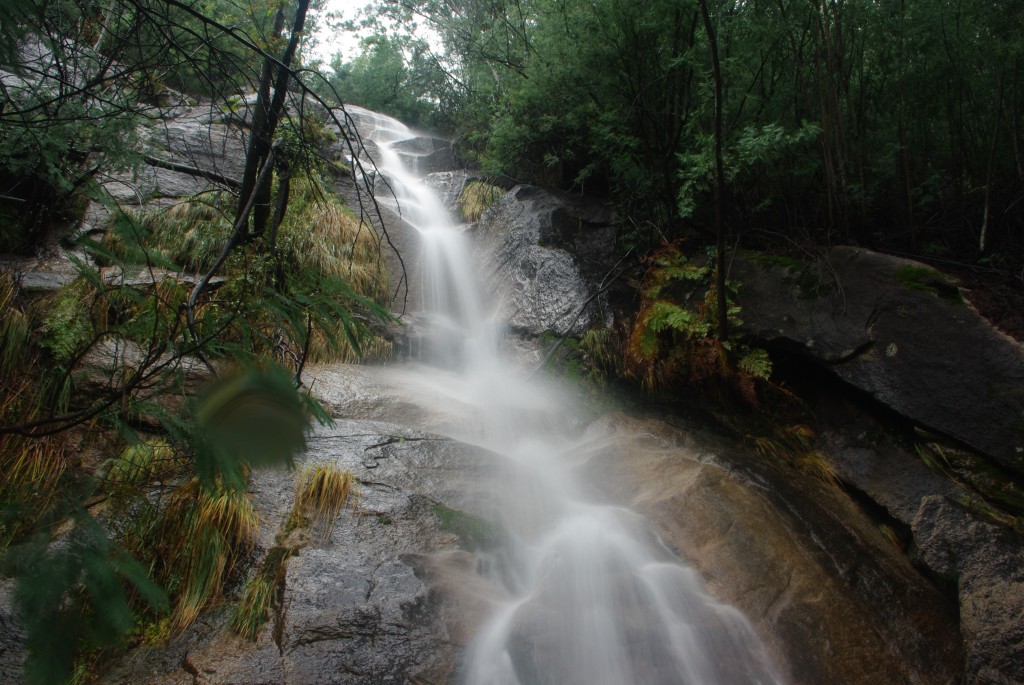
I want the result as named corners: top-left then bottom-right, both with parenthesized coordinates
top-left (307, 0), bottom-right (441, 65)
top-left (308, 0), bottom-right (365, 63)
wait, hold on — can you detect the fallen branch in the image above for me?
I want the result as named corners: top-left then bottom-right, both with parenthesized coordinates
top-left (143, 154), bottom-right (241, 189)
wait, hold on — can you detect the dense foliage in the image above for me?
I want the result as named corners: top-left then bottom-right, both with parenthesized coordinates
top-left (0, 0), bottom-right (389, 681)
top-left (347, 0), bottom-right (1024, 264)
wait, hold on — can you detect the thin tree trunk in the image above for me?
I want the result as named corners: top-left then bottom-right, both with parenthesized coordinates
top-left (235, 4), bottom-right (286, 231)
top-left (697, 0), bottom-right (728, 345)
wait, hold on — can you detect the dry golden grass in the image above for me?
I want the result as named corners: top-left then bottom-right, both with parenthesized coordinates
top-left (289, 462), bottom-right (355, 537)
top-left (751, 424), bottom-right (839, 485)
top-left (305, 326), bottom-right (393, 365)
top-left (153, 478), bottom-right (258, 630)
top-left (0, 432), bottom-right (69, 544)
top-left (457, 181), bottom-right (503, 223)
top-left (276, 179), bottom-right (388, 302)
top-left (272, 181), bottom-right (392, 364)
top-left (0, 276), bottom-right (72, 543)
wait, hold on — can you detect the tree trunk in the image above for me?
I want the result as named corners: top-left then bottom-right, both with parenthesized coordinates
top-left (697, 0), bottom-right (728, 345)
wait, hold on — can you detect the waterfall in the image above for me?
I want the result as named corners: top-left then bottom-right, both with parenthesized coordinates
top-left (347, 105), bottom-right (785, 685)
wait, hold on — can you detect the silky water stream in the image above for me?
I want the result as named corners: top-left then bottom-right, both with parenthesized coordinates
top-left (347, 106), bottom-right (785, 685)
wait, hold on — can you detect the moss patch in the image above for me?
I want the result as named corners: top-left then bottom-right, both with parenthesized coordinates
top-left (750, 253), bottom-right (831, 299)
top-left (894, 265), bottom-right (963, 303)
top-left (431, 503), bottom-right (501, 551)
top-left (749, 253), bottom-right (807, 270)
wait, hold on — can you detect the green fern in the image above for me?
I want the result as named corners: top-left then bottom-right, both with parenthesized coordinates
top-left (738, 347), bottom-right (773, 379)
top-left (38, 280), bottom-right (96, 363)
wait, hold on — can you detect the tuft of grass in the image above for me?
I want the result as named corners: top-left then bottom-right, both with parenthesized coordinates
top-left (0, 273), bottom-right (31, 377)
top-left (152, 478), bottom-right (258, 630)
top-left (0, 432), bottom-right (70, 545)
top-left (289, 462), bottom-right (355, 537)
top-left (580, 328), bottom-right (621, 378)
top-left (878, 524), bottom-right (905, 552)
top-left (305, 324), bottom-right (393, 365)
top-left (276, 179), bottom-right (387, 302)
top-left (750, 424), bottom-right (839, 485)
top-left (272, 178), bottom-right (392, 364)
top-left (957, 493), bottom-right (1023, 532)
top-left (0, 272), bottom-right (77, 546)
top-left (918, 441), bottom-right (1024, 518)
top-left (231, 574), bottom-right (275, 640)
top-left (108, 200), bottom-right (230, 272)
top-left (457, 181), bottom-right (502, 222)
top-left (230, 545), bottom-right (292, 640)
top-left (231, 465), bottom-right (356, 641)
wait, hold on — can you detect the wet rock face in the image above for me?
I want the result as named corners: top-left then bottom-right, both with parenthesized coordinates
top-left (101, 412), bottom-right (499, 685)
top-left (913, 496), bottom-right (1024, 684)
top-left (423, 170), bottom-right (480, 213)
top-left (731, 246), bottom-right (1024, 476)
top-left (88, 363), bottom-right (978, 685)
top-left (574, 413), bottom-right (964, 685)
top-left (472, 185), bottom-right (618, 336)
top-left (104, 106), bottom-right (250, 206)
top-left (0, 583), bottom-right (26, 684)
top-left (390, 136), bottom-right (458, 176)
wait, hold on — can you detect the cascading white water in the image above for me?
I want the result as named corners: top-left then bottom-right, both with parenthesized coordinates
top-left (347, 105), bottom-right (786, 685)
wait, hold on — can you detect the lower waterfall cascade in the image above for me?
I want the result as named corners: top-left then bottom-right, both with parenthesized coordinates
top-left (346, 105), bottom-right (786, 685)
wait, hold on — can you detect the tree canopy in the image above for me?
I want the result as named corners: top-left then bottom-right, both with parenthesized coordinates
top-left (343, 0), bottom-right (1024, 263)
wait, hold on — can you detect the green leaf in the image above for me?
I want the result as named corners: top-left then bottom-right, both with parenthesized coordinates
top-left (195, 364), bottom-right (311, 490)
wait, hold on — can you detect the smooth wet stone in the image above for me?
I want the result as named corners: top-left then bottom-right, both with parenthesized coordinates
top-left (471, 185), bottom-right (618, 336)
top-left (574, 413), bottom-right (964, 685)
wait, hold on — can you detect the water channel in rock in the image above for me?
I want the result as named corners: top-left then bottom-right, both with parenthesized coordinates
top-left (346, 105), bottom-right (785, 685)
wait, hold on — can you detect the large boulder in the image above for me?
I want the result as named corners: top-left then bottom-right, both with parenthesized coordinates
top-left (731, 246), bottom-right (1024, 476)
top-left (472, 185), bottom-right (618, 336)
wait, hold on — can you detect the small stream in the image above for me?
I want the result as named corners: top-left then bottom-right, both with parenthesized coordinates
top-left (347, 106), bottom-right (785, 685)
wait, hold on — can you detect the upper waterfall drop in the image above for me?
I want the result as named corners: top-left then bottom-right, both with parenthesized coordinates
top-left (346, 105), bottom-right (787, 685)
top-left (344, 104), bottom-right (497, 371)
